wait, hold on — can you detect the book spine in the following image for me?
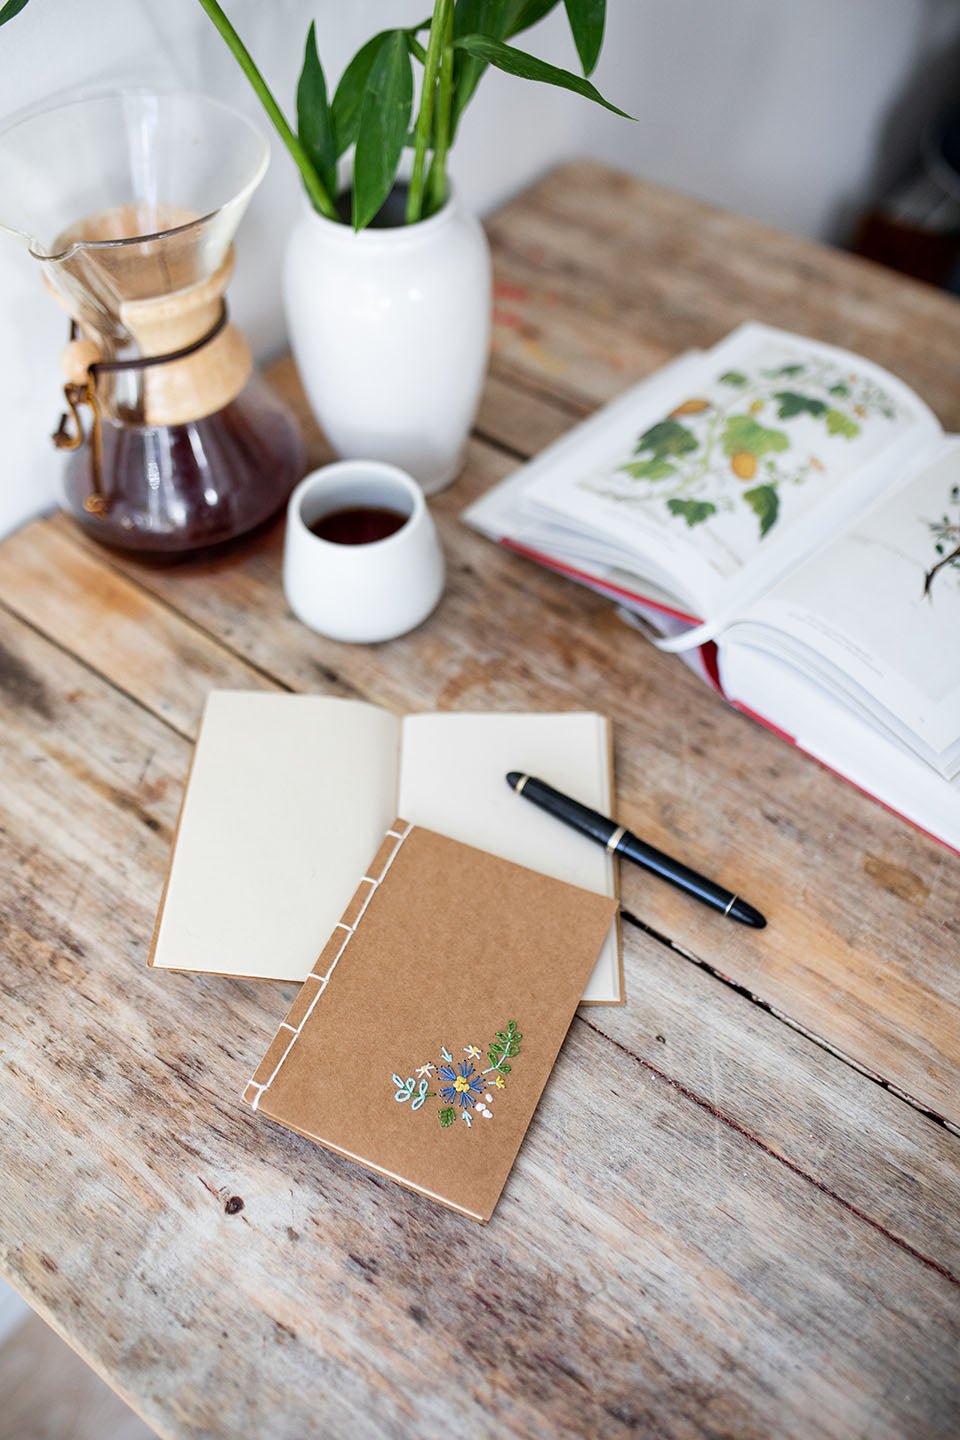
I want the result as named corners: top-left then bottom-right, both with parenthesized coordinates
top-left (242, 819), bottom-right (413, 1110)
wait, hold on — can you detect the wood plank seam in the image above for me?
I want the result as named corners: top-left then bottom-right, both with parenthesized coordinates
top-left (0, 593), bottom-right (197, 747)
top-left (37, 513), bottom-right (371, 704)
top-left (578, 1014), bottom-right (960, 1290)
top-left (622, 909), bottom-right (960, 1138)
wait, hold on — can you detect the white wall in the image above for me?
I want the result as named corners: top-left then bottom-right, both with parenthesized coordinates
top-left (0, 0), bottom-right (958, 537)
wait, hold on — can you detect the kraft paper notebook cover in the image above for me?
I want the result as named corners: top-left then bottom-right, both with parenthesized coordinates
top-left (244, 820), bottom-right (618, 1223)
top-left (150, 693), bottom-right (623, 1004)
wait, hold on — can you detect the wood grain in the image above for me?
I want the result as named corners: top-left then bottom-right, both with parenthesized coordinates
top-left (1, 609), bottom-right (958, 1439)
top-left (2, 163), bottom-right (960, 1438)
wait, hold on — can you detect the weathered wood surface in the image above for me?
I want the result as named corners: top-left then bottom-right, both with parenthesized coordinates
top-left (1, 164), bottom-right (959, 1438)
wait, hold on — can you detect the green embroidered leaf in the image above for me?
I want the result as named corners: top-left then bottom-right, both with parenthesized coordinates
top-left (352, 31), bottom-right (414, 231)
top-left (512, 1031), bottom-right (523, 1041)
top-left (0, 0), bottom-right (30, 25)
top-left (499, 1062), bottom-right (511, 1073)
top-left (771, 391), bottom-right (827, 420)
top-left (666, 499), bottom-right (717, 528)
top-left (496, 1031), bottom-right (508, 1042)
top-left (453, 34), bottom-right (632, 119)
top-left (721, 415), bottom-right (789, 459)
top-left (439, 1106), bottom-right (456, 1127)
top-left (297, 22), bottom-right (338, 203)
top-left (719, 370), bottom-right (747, 386)
top-left (743, 484), bottom-right (779, 537)
top-left (829, 383), bottom-right (850, 397)
top-left (825, 408), bottom-right (860, 439)
top-left (619, 458), bottom-right (676, 481)
top-left (563, 0), bottom-right (605, 76)
top-left (634, 420), bottom-right (698, 460)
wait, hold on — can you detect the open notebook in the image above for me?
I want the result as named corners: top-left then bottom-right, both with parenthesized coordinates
top-left (150, 693), bottom-right (623, 1004)
top-left (244, 820), bottom-right (618, 1223)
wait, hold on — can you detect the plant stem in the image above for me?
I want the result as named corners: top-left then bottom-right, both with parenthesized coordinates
top-left (194, 0), bottom-right (339, 220)
top-left (424, 0), bottom-right (454, 214)
top-left (406, 0), bottom-right (447, 224)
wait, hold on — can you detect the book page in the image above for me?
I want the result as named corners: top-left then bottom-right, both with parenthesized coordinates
top-left (397, 712), bottom-right (622, 1004)
top-left (152, 692), bottom-right (400, 980)
top-left (520, 323), bottom-right (937, 622)
top-left (725, 441), bottom-right (960, 773)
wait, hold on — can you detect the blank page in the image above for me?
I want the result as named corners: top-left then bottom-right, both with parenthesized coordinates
top-left (151, 692), bottom-right (400, 980)
top-left (397, 712), bottom-right (622, 1003)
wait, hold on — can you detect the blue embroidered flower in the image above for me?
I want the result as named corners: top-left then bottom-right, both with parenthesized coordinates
top-left (438, 1060), bottom-right (483, 1110)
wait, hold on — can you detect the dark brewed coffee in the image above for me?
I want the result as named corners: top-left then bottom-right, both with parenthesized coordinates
top-left (308, 506), bottom-right (407, 545)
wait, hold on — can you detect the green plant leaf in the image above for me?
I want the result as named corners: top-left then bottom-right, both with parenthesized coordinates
top-left (619, 458), bottom-right (676, 480)
top-left (332, 31), bottom-right (392, 155)
top-left (563, 0), bottom-right (604, 75)
top-left (453, 33), bottom-right (632, 118)
top-left (743, 484), bottom-right (779, 537)
top-left (825, 408), bottom-right (860, 439)
top-left (771, 391), bottom-right (827, 420)
top-left (508, 0), bottom-right (560, 34)
top-left (666, 499), bottom-right (717, 528)
top-left (0, 0), bottom-right (30, 26)
top-left (777, 363), bottom-right (804, 376)
top-left (721, 415), bottom-right (789, 458)
top-left (828, 382), bottom-right (849, 397)
top-left (719, 370), bottom-right (747, 386)
top-left (635, 419), bottom-right (698, 459)
top-left (297, 22), bottom-right (338, 202)
top-left (352, 30), bottom-right (413, 231)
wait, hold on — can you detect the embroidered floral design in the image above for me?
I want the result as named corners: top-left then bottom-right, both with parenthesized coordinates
top-left (390, 1021), bottom-right (523, 1134)
top-left (439, 1061), bottom-right (483, 1110)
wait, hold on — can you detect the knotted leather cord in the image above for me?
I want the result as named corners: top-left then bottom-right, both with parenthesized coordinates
top-left (52, 302), bottom-right (229, 515)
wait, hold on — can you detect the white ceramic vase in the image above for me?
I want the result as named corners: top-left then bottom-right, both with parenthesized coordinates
top-left (283, 190), bottom-right (491, 495)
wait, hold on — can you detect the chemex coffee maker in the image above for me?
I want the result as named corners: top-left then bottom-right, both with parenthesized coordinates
top-left (0, 90), bottom-right (305, 557)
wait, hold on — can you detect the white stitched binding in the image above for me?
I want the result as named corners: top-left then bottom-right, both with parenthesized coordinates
top-left (247, 822), bottom-right (412, 1109)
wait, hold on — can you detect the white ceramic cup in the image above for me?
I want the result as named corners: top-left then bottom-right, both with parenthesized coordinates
top-left (282, 460), bottom-right (445, 643)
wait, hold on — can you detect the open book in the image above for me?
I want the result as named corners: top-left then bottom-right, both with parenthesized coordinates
top-left (465, 323), bottom-right (960, 851)
top-left (150, 693), bottom-right (623, 1003)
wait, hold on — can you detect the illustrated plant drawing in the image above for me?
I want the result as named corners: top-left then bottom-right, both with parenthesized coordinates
top-left (0, 0), bottom-right (629, 231)
top-left (923, 481), bottom-right (960, 597)
top-left (585, 357), bottom-right (901, 539)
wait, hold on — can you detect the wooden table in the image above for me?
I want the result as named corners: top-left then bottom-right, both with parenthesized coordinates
top-left (2, 163), bottom-right (959, 1439)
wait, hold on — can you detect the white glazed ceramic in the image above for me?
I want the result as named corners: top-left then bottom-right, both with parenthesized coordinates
top-left (282, 460), bottom-right (445, 643)
top-left (283, 190), bottom-right (491, 495)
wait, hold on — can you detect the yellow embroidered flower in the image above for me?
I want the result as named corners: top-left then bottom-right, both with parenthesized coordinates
top-left (453, 1075), bottom-right (471, 1094)
top-left (493, 1073), bottom-right (505, 1089)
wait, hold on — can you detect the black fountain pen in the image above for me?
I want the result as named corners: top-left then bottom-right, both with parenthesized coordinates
top-left (506, 773), bottom-right (766, 929)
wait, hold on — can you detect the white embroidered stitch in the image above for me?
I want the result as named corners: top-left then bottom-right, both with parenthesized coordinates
top-left (247, 821), bottom-right (412, 1110)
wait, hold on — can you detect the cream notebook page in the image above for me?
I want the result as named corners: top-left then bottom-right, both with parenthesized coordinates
top-left (397, 712), bottom-right (621, 1003)
top-left (151, 693), bottom-right (400, 981)
top-left (151, 695), bottom-right (621, 1002)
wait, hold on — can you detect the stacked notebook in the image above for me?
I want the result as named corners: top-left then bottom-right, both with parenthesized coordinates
top-left (152, 693), bottom-right (623, 1221)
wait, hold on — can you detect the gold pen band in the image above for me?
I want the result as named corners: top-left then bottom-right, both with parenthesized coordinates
top-left (606, 825), bottom-right (626, 853)
top-left (514, 774), bottom-right (529, 795)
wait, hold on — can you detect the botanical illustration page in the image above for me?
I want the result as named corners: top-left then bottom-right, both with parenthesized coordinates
top-left (524, 323), bottom-right (935, 619)
top-left (732, 441), bottom-right (960, 770)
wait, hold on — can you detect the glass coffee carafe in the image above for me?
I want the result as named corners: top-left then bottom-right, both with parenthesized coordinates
top-left (0, 90), bottom-right (304, 557)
